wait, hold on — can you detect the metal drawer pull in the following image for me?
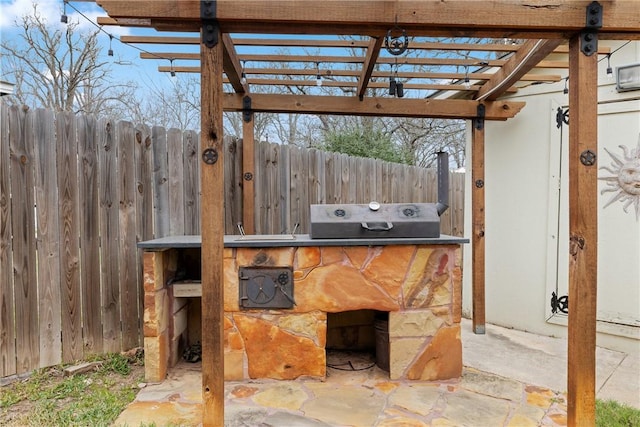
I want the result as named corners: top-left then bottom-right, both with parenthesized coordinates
top-left (361, 222), bottom-right (394, 231)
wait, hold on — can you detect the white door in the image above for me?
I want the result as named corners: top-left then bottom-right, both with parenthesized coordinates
top-left (545, 99), bottom-right (640, 339)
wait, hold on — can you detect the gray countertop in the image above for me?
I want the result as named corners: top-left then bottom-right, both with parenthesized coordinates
top-left (138, 234), bottom-right (468, 250)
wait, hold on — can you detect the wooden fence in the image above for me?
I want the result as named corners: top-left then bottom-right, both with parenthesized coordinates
top-left (0, 104), bottom-right (464, 378)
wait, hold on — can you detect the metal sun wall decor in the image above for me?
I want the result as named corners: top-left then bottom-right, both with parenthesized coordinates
top-left (599, 134), bottom-right (640, 220)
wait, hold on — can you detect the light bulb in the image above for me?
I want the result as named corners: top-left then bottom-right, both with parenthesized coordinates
top-left (463, 76), bottom-right (471, 89)
top-left (606, 66), bottom-right (613, 79)
top-left (241, 72), bottom-right (247, 85)
top-left (316, 75), bottom-right (322, 87)
top-left (61, 1), bottom-right (68, 23)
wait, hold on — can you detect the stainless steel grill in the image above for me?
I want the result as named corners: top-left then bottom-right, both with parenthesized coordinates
top-left (310, 152), bottom-right (450, 239)
top-left (310, 202), bottom-right (442, 238)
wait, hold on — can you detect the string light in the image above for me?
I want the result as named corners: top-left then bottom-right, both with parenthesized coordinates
top-left (108, 34), bottom-right (113, 57)
top-left (240, 61), bottom-right (247, 85)
top-left (62, 1), bottom-right (182, 67)
top-left (388, 64), bottom-right (396, 96)
top-left (60, 0), bottom-right (68, 23)
top-left (169, 59), bottom-right (176, 77)
top-left (606, 53), bottom-right (613, 79)
top-left (316, 62), bottom-right (322, 87)
top-left (463, 66), bottom-right (471, 89)
top-left (563, 77), bottom-right (569, 94)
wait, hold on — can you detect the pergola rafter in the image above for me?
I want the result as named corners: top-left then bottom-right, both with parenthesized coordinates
top-left (91, 1), bottom-right (640, 427)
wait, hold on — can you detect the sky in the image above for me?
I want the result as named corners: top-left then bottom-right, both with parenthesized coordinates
top-left (0, 0), bottom-right (191, 96)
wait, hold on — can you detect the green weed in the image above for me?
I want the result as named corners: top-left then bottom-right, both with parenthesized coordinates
top-left (596, 399), bottom-right (640, 427)
top-left (0, 352), bottom-right (142, 427)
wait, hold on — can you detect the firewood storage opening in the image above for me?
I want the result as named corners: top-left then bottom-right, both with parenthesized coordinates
top-left (326, 310), bottom-right (389, 372)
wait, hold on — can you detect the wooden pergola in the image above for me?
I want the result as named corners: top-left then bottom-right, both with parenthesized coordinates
top-left (93, 1), bottom-right (640, 426)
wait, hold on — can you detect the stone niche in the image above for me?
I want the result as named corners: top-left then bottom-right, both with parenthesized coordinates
top-left (142, 242), bottom-right (463, 383)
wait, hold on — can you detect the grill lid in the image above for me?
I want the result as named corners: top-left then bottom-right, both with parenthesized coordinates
top-left (310, 201), bottom-right (441, 239)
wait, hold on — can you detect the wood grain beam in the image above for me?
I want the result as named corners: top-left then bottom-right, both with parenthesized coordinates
top-left (118, 35), bottom-right (609, 55)
top-left (200, 26), bottom-right (225, 427)
top-left (222, 34), bottom-right (247, 94)
top-left (223, 78), bottom-right (493, 93)
top-left (567, 34), bottom-right (598, 427)
top-left (475, 39), bottom-right (563, 101)
top-left (223, 94), bottom-right (524, 120)
top-left (143, 52), bottom-right (580, 69)
top-left (159, 65), bottom-right (562, 83)
top-left (95, 1), bottom-right (640, 37)
top-left (142, 52), bottom-right (507, 66)
top-left (471, 121), bottom-right (486, 335)
top-left (357, 37), bottom-right (383, 100)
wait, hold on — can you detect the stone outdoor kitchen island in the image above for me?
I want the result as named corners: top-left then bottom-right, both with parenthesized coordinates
top-left (139, 234), bottom-right (467, 383)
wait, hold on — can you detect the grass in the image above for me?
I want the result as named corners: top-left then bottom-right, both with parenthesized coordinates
top-left (596, 399), bottom-right (640, 427)
top-left (1, 351), bottom-right (144, 427)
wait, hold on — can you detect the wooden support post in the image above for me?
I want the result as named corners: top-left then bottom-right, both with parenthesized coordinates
top-left (242, 110), bottom-right (255, 235)
top-left (200, 24), bottom-right (225, 427)
top-left (471, 120), bottom-right (486, 334)
top-left (567, 34), bottom-right (598, 427)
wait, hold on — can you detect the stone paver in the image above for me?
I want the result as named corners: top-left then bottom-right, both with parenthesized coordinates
top-left (113, 320), bottom-right (638, 426)
top-left (302, 384), bottom-right (387, 426)
top-left (113, 364), bottom-right (569, 427)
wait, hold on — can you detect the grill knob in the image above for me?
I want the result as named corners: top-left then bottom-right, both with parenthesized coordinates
top-left (334, 209), bottom-right (346, 217)
top-left (368, 201), bottom-right (381, 211)
top-left (403, 208), bottom-right (416, 217)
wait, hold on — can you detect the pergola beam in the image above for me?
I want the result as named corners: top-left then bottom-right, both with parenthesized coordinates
top-left (159, 65), bottom-right (563, 84)
top-left (567, 34), bottom-right (599, 427)
top-left (96, 1), bottom-right (640, 38)
top-left (475, 39), bottom-right (563, 101)
top-left (123, 35), bottom-right (613, 54)
top-left (140, 51), bottom-right (577, 69)
top-left (357, 37), bottom-right (383, 99)
top-left (221, 34), bottom-right (247, 93)
top-left (224, 93), bottom-right (524, 119)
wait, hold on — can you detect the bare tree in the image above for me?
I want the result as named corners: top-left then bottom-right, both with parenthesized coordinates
top-left (1, 2), bottom-right (138, 118)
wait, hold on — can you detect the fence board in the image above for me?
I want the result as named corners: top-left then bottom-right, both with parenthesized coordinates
top-left (10, 107), bottom-right (39, 372)
top-left (77, 114), bottom-right (103, 355)
top-left (117, 121), bottom-right (141, 350)
top-left (269, 144), bottom-right (281, 233)
top-left (135, 124), bottom-right (152, 349)
top-left (136, 124), bottom-right (154, 242)
top-left (0, 103), bottom-right (16, 377)
top-left (324, 152), bottom-right (337, 205)
top-left (183, 130), bottom-right (200, 235)
top-left (57, 111), bottom-right (82, 363)
top-left (289, 146), bottom-right (305, 233)
top-left (152, 126), bottom-right (169, 238)
top-left (280, 144), bottom-right (291, 234)
top-left (97, 118), bottom-right (121, 353)
top-left (168, 128), bottom-right (185, 236)
top-left (34, 109), bottom-right (62, 368)
top-left (224, 137), bottom-right (241, 234)
top-left (0, 108), bottom-right (466, 379)
top-left (451, 172), bottom-right (465, 236)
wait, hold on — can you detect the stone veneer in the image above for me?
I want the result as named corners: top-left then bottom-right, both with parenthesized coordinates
top-left (142, 243), bottom-right (462, 383)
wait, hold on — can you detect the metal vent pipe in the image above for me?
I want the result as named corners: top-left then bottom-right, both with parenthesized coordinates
top-left (436, 151), bottom-right (449, 216)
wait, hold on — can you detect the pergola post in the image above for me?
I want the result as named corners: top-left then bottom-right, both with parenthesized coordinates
top-left (242, 105), bottom-right (255, 235)
top-left (471, 119), bottom-right (486, 334)
top-left (567, 34), bottom-right (599, 426)
top-left (200, 20), bottom-right (225, 427)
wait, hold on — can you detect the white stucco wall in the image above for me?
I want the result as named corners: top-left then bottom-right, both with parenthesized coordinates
top-left (462, 40), bottom-right (640, 354)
